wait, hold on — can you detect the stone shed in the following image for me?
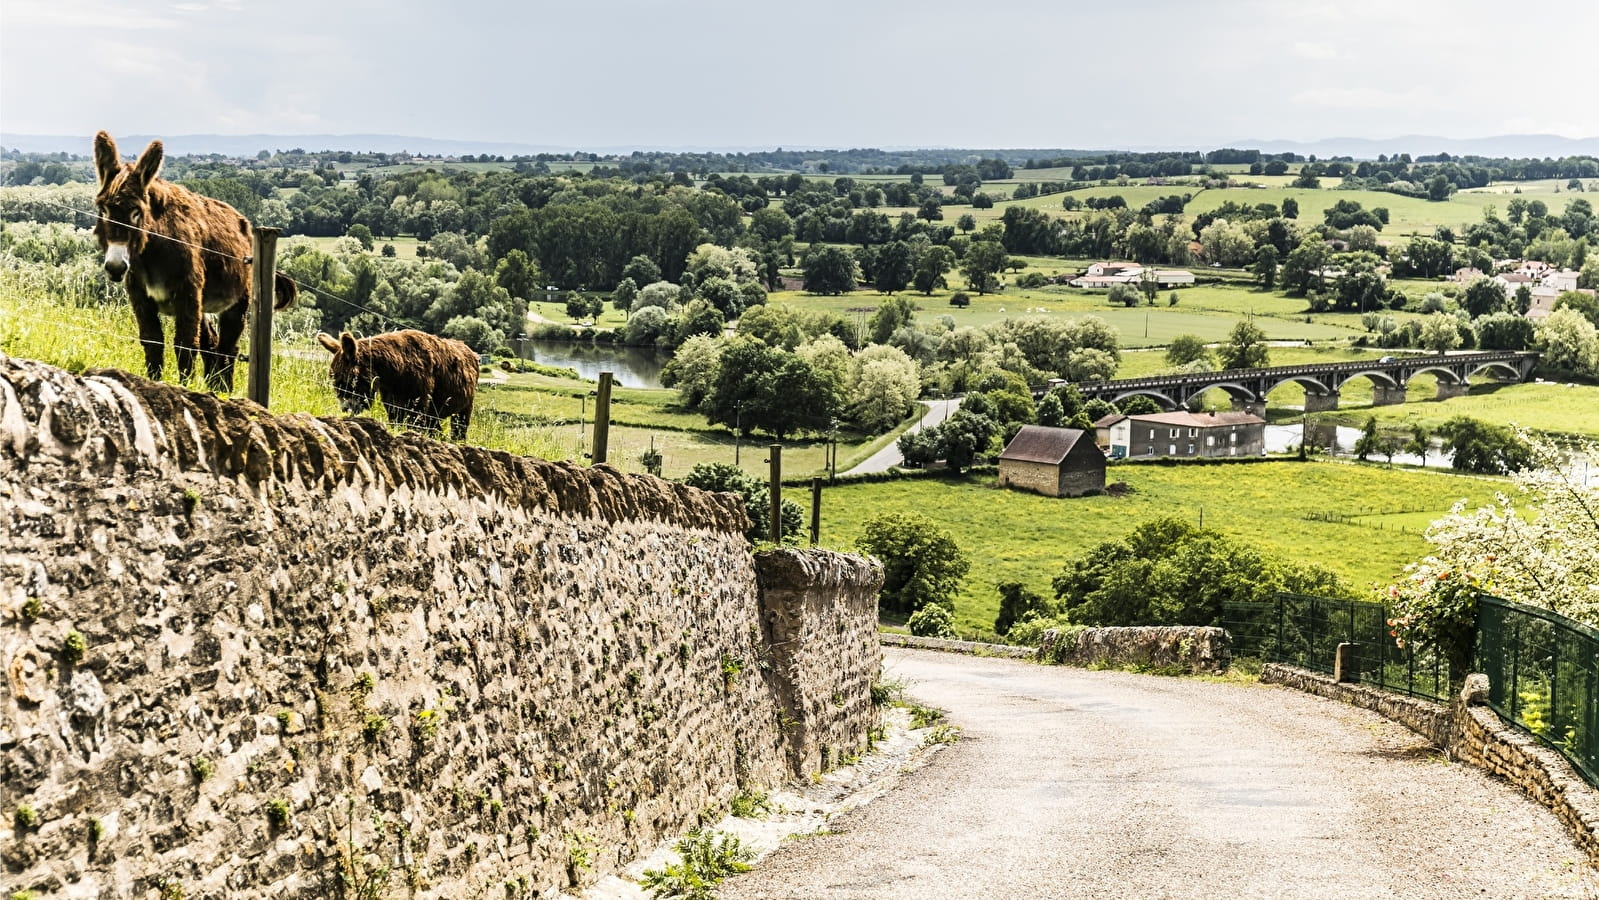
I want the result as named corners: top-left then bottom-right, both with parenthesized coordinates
top-left (997, 425), bottom-right (1107, 497)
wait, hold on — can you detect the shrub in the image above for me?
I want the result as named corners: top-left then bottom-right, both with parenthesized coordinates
top-left (640, 829), bottom-right (754, 900)
top-left (906, 604), bottom-right (956, 638)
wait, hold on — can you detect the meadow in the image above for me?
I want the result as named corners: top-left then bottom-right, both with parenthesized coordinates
top-left (793, 462), bottom-right (1505, 635)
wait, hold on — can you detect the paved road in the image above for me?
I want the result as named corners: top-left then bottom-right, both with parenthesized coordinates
top-left (722, 649), bottom-right (1599, 899)
top-left (844, 398), bottom-right (962, 475)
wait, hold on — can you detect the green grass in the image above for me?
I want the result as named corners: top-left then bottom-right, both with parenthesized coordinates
top-left (797, 463), bottom-right (1504, 634)
top-left (1314, 380), bottom-right (1599, 439)
top-left (768, 285), bottom-right (1359, 348)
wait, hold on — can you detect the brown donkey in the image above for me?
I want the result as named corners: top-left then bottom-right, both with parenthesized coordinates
top-left (93, 130), bottom-right (296, 391)
top-left (317, 330), bottom-right (478, 440)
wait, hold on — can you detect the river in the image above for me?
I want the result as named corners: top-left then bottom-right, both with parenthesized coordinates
top-left (517, 339), bottom-right (671, 389)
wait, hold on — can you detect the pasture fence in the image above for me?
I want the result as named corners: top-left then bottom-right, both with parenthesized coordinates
top-left (1222, 592), bottom-right (1452, 702)
top-left (5, 201), bottom-right (469, 435)
top-left (1227, 591), bottom-right (1599, 791)
top-left (1476, 596), bottom-right (1599, 787)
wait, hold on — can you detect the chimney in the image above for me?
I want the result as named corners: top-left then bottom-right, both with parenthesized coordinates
top-left (1209, 410), bottom-right (1216, 417)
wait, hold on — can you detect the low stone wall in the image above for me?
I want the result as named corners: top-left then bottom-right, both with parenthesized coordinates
top-left (0, 355), bottom-right (881, 898)
top-left (1261, 664), bottom-right (1599, 865)
top-left (879, 633), bottom-right (1033, 658)
top-left (1040, 626), bottom-right (1231, 674)
top-left (1452, 675), bottom-right (1599, 863)
top-left (882, 627), bottom-right (1230, 674)
top-left (1260, 663), bottom-right (1454, 748)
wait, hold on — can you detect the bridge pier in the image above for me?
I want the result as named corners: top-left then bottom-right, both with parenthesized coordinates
top-left (1435, 380), bottom-right (1470, 400)
top-left (1372, 385), bottom-right (1408, 406)
top-left (1230, 398), bottom-right (1261, 416)
top-left (1303, 391), bottom-right (1341, 413)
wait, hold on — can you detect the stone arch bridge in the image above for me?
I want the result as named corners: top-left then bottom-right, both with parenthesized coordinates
top-left (1063, 351), bottom-right (1540, 413)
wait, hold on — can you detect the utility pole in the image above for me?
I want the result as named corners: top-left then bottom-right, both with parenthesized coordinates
top-left (247, 227), bottom-right (279, 407)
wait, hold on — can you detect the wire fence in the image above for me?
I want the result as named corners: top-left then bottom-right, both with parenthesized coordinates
top-left (1477, 596), bottom-right (1599, 787)
top-left (3, 200), bottom-right (473, 435)
top-left (1221, 592), bottom-right (1453, 702)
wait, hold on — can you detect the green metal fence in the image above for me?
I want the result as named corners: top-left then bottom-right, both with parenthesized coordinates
top-left (1222, 593), bottom-right (1452, 702)
top-left (1476, 596), bottom-right (1599, 787)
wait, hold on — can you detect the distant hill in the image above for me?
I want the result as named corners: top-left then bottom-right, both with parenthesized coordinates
top-left (1230, 134), bottom-right (1599, 160)
top-left (5, 132), bottom-right (1598, 161)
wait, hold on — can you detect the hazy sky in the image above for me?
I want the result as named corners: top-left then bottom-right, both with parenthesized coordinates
top-left (4, 0), bottom-right (1596, 151)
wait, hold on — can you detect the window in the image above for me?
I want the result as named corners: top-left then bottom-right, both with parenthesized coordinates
top-left (1187, 443), bottom-right (1194, 455)
top-left (1169, 428), bottom-right (1180, 438)
top-left (1230, 432), bottom-right (1238, 444)
top-left (1168, 443), bottom-right (1177, 455)
top-left (1189, 428), bottom-right (1197, 437)
top-left (1148, 428), bottom-right (1156, 440)
top-left (1206, 436), bottom-right (1215, 447)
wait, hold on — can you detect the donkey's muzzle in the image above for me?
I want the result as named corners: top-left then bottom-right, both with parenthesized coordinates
top-left (103, 259), bottom-right (128, 281)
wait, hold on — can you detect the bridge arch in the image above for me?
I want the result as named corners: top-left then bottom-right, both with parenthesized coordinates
top-left (1108, 389), bottom-right (1182, 411)
top-left (1409, 364), bottom-right (1469, 386)
top-left (1464, 359), bottom-right (1524, 381)
top-left (1186, 382), bottom-right (1258, 411)
top-left (1333, 370), bottom-right (1403, 392)
top-left (1261, 374), bottom-right (1336, 397)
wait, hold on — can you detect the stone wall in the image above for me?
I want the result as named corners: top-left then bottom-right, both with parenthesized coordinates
top-left (1261, 664), bottom-right (1599, 865)
top-left (0, 355), bottom-right (881, 899)
top-left (1039, 626), bottom-right (1231, 674)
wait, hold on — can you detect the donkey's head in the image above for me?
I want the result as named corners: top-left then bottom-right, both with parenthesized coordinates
top-left (92, 131), bottom-right (164, 282)
top-left (317, 331), bottom-right (377, 415)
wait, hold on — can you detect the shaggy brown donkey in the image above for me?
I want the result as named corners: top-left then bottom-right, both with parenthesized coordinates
top-left (317, 330), bottom-right (479, 440)
top-left (93, 130), bottom-right (296, 391)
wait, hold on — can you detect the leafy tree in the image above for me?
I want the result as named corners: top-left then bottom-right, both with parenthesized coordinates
top-left (1353, 416), bottom-right (1380, 461)
top-left (956, 213), bottom-right (977, 234)
top-left (1219, 319), bottom-right (1270, 369)
top-left (682, 462), bottom-right (802, 544)
top-left (1052, 517), bottom-right (1348, 627)
top-left (1281, 197), bottom-right (1298, 219)
top-left (802, 245), bottom-right (858, 295)
top-left (1475, 313), bottom-right (1535, 351)
top-left (1404, 424), bottom-right (1432, 467)
top-left (1064, 347), bottom-right (1118, 382)
top-left (948, 291), bottom-right (970, 308)
top-left (622, 254), bottom-right (663, 289)
top-left (873, 240), bottom-right (915, 294)
top-left (1108, 284), bottom-right (1141, 308)
top-left (624, 305), bottom-right (671, 345)
top-left (1118, 395), bottom-right (1162, 415)
top-left (995, 582), bottom-right (1052, 636)
top-left (861, 295), bottom-right (912, 343)
top-left (907, 604), bottom-right (956, 638)
top-left (1165, 334), bottom-right (1210, 367)
top-left (660, 334), bottom-right (723, 409)
top-left (612, 277), bottom-right (639, 316)
top-left (961, 240), bottom-right (1008, 295)
top-left (1438, 417), bottom-right (1532, 475)
top-left (913, 245), bottom-right (955, 295)
top-left (1461, 278), bottom-right (1508, 318)
top-left (1252, 245), bottom-right (1279, 289)
top-left (856, 513), bottom-right (970, 616)
top-left (917, 198), bottom-right (944, 222)
top-left (851, 345), bottom-right (922, 432)
top-left (1035, 392), bottom-right (1067, 427)
top-left (704, 337), bottom-right (837, 439)
top-left (1538, 307), bottom-right (1599, 375)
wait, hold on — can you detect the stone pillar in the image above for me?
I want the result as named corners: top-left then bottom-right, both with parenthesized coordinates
top-left (1435, 380), bottom-right (1470, 400)
top-left (1303, 390), bottom-right (1341, 412)
top-left (1372, 384), bottom-right (1408, 406)
top-left (1334, 642), bottom-right (1361, 683)
top-left (754, 548), bottom-right (884, 777)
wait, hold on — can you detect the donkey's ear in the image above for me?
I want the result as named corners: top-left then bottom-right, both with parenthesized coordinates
top-left (134, 140), bottom-right (164, 187)
top-left (340, 332), bottom-right (359, 358)
top-left (317, 332), bottom-right (341, 354)
top-left (93, 131), bottom-right (120, 186)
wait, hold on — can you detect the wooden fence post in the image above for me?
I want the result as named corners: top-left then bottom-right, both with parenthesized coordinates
top-left (810, 477), bottom-right (822, 545)
top-left (593, 371), bottom-right (613, 464)
top-left (768, 444), bottom-right (782, 543)
top-left (247, 228), bottom-right (279, 407)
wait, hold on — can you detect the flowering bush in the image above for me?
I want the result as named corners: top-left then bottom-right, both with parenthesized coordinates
top-left (1383, 558), bottom-right (1484, 680)
top-left (1391, 432), bottom-right (1599, 619)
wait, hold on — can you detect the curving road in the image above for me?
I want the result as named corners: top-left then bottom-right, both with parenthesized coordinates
top-left (722, 648), bottom-right (1599, 899)
top-left (844, 397), bottom-right (962, 475)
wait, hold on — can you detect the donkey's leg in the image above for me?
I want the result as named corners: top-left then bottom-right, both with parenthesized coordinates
top-left (127, 289), bottom-right (166, 382)
top-left (209, 302), bottom-right (248, 393)
top-left (170, 291), bottom-right (204, 386)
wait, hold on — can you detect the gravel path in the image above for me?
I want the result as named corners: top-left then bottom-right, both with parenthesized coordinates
top-left (721, 648), bottom-right (1599, 899)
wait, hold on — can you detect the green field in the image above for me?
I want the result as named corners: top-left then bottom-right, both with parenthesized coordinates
top-left (793, 462), bottom-right (1504, 635)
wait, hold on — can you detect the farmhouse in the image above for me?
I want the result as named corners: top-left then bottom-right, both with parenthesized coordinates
top-left (1101, 410), bottom-right (1266, 460)
top-left (997, 425), bottom-right (1106, 497)
top-left (1069, 263), bottom-right (1196, 289)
